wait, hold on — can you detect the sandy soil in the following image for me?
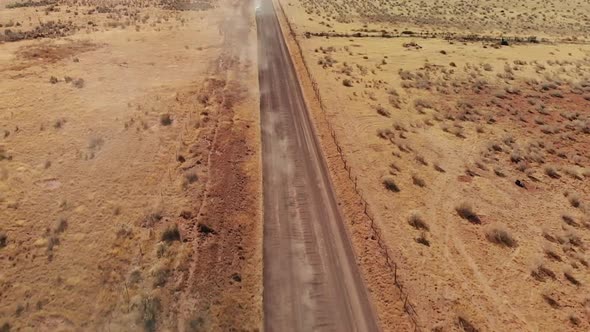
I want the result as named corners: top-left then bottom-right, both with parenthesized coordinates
top-left (279, 0), bottom-right (590, 331)
top-left (0, 0), bottom-right (261, 331)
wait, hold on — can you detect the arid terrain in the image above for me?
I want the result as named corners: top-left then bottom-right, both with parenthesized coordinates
top-left (276, 0), bottom-right (590, 331)
top-left (2, 0), bottom-right (590, 331)
top-left (0, 0), bottom-right (261, 331)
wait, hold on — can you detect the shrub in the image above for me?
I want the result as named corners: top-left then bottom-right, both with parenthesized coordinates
top-left (197, 223), bottom-right (216, 235)
top-left (544, 166), bottom-right (560, 178)
top-left (72, 78), bottom-right (84, 88)
top-left (531, 264), bottom-right (556, 281)
top-left (144, 210), bottom-right (163, 227)
top-left (161, 224), bottom-right (180, 242)
top-left (0, 232), bottom-right (6, 248)
top-left (412, 174), bottom-right (426, 187)
top-left (434, 163), bottom-right (445, 173)
top-left (375, 106), bottom-right (390, 117)
top-left (568, 194), bottom-right (581, 208)
top-left (49, 76), bottom-right (58, 84)
top-left (494, 168), bottom-right (506, 177)
top-left (408, 212), bottom-right (429, 231)
top-left (416, 233), bottom-right (430, 246)
top-left (342, 79), bottom-right (353, 87)
top-left (562, 215), bottom-right (578, 227)
top-left (382, 176), bottom-right (400, 192)
top-left (485, 225), bottom-right (517, 247)
top-left (184, 171), bottom-right (198, 185)
top-left (456, 203), bottom-right (481, 224)
top-left (160, 114), bottom-right (172, 126)
top-left (542, 294), bottom-right (559, 308)
top-left (458, 316), bottom-right (478, 332)
top-left (140, 295), bottom-right (161, 331)
top-left (415, 155), bottom-right (428, 166)
top-left (544, 247), bottom-right (562, 261)
top-left (564, 271), bottom-right (580, 286)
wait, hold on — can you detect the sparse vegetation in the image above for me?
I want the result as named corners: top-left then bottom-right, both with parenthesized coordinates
top-left (456, 203), bottom-right (481, 224)
top-left (411, 174), bottom-right (426, 187)
top-left (160, 113), bottom-right (172, 126)
top-left (140, 295), bottom-right (161, 332)
top-left (382, 176), bottom-right (400, 192)
top-left (564, 270), bottom-right (580, 286)
top-left (416, 232), bottom-right (430, 246)
top-left (544, 166), bottom-right (560, 179)
top-left (485, 225), bottom-right (517, 247)
top-left (161, 224), bottom-right (181, 242)
top-left (0, 232), bottom-right (7, 248)
top-left (531, 264), bottom-right (556, 281)
top-left (408, 212), bottom-right (429, 231)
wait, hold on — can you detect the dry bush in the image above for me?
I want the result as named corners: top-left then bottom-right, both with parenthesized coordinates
top-left (412, 174), bottom-right (426, 187)
top-left (563, 167), bottom-right (583, 180)
top-left (567, 194), bottom-right (581, 208)
top-left (144, 209), bottom-right (163, 227)
top-left (160, 113), bottom-right (172, 126)
top-left (542, 294), bottom-right (560, 308)
top-left (408, 212), bottom-right (429, 231)
top-left (375, 105), bottom-right (390, 117)
top-left (416, 232), bottom-right (430, 247)
top-left (458, 316), bottom-right (478, 332)
top-left (570, 315), bottom-right (581, 326)
top-left (183, 171), bottom-right (198, 185)
top-left (415, 155), bottom-right (428, 166)
top-left (564, 270), bottom-right (581, 286)
top-left (161, 224), bottom-right (181, 243)
top-left (382, 176), bottom-right (400, 192)
top-left (140, 295), bottom-right (161, 331)
top-left (377, 128), bottom-right (394, 139)
top-left (72, 78), bottom-right (84, 88)
top-left (562, 215), bottom-right (579, 227)
top-left (0, 232), bottom-right (7, 248)
top-left (544, 246), bottom-right (562, 262)
top-left (485, 224), bottom-right (517, 247)
top-left (456, 203), bottom-right (481, 224)
top-left (544, 166), bottom-right (560, 179)
top-left (494, 168), bottom-right (506, 177)
top-left (433, 163), bottom-right (445, 173)
top-left (531, 264), bottom-right (556, 281)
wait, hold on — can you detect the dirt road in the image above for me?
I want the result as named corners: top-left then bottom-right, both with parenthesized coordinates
top-left (256, 1), bottom-right (380, 330)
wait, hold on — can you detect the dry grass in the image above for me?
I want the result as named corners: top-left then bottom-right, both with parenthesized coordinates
top-left (485, 225), bottom-right (517, 248)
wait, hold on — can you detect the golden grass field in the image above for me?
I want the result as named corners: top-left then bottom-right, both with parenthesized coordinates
top-left (0, 0), bottom-right (261, 330)
top-left (277, 0), bottom-right (590, 330)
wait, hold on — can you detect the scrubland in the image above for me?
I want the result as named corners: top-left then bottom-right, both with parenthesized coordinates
top-left (278, 0), bottom-right (590, 330)
top-left (0, 0), bottom-right (261, 330)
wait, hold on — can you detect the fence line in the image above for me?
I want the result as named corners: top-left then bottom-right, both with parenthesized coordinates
top-left (275, 2), bottom-right (421, 331)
